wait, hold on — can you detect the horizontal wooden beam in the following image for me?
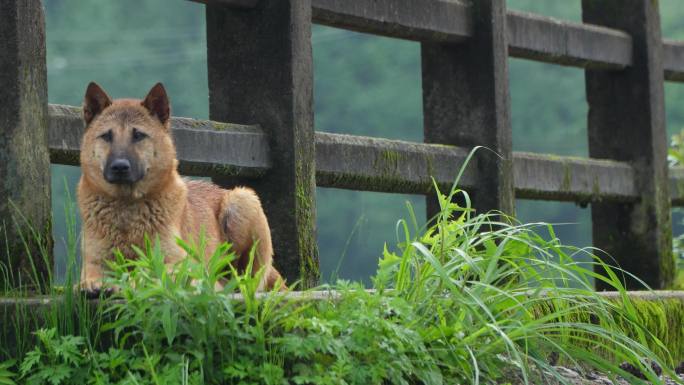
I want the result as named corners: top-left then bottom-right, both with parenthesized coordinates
top-left (48, 104), bottom-right (271, 178)
top-left (663, 40), bottom-right (684, 82)
top-left (507, 10), bottom-right (632, 69)
top-left (669, 166), bottom-right (684, 206)
top-left (310, 0), bottom-right (633, 70)
top-left (51, 104), bottom-right (684, 204)
top-left (49, 105), bottom-right (476, 193)
top-left (187, 0), bottom-right (257, 8)
top-left (513, 152), bottom-right (637, 202)
top-left (311, 0), bottom-right (472, 43)
top-left (317, 135), bottom-right (642, 202)
top-left (315, 132), bottom-right (476, 193)
top-left (188, 0), bottom-right (684, 77)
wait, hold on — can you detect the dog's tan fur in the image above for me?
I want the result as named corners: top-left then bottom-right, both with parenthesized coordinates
top-left (77, 82), bottom-right (284, 291)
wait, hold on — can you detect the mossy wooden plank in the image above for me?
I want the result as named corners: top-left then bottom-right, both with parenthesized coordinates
top-left (507, 10), bottom-right (632, 69)
top-left (312, 0), bottom-right (471, 43)
top-left (191, 0), bottom-right (684, 78)
top-left (47, 104), bottom-right (270, 178)
top-left (47, 106), bottom-right (672, 203)
top-left (664, 40), bottom-right (684, 82)
top-left (513, 152), bottom-right (637, 203)
top-left (315, 132), bottom-right (476, 194)
top-left (311, 0), bottom-right (634, 71)
top-left (187, 0), bottom-right (256, 8)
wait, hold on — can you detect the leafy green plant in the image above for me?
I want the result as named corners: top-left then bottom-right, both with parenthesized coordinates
top-left (0, 181), bottom-right (106, 372)
top-left (0, 360), bottom-right (16, 385)
top-left (18, 328), bottom-right (87, 385)
top-left (371, 183), bottom-right (679, 384)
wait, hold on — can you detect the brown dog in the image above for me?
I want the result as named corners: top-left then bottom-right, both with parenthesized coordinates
top-left (77, 82), bottom-right (284, 292)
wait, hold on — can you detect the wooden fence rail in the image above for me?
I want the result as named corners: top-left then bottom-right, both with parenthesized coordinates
top-left (1, 0), bottom-right (683, 289)
top-left (49, 104), bottom-right (653, 202)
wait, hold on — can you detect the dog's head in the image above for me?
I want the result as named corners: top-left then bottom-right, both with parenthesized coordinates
top-left (80, 82), bottom-right (178, 199)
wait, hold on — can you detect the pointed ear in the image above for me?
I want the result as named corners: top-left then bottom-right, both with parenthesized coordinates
top-left (83, 82), bottom-right (112, 126)
top-left (142, 83), bottom-right (170, 126)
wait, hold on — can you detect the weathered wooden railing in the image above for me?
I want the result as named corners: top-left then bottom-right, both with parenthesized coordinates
top-left (2, 0), bottom-right (684, 290)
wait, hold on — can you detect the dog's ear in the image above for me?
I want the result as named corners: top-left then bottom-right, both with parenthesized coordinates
top-left (83, 82), bottom-right (112, 126)
top-left (142, 83), bottom-right (170, 127)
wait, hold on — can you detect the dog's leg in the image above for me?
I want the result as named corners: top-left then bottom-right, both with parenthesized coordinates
top-left (80, 260), bottom-right (104, 291)
top-left (79, 235), bottom-right (108, 297)
top-left (218, 187), bottom-right (284, 290)
top-left (264, 265), bottom-right (287, 291)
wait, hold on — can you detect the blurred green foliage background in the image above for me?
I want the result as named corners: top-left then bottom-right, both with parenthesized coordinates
top-left (46, 0), bottom-right (684, 284)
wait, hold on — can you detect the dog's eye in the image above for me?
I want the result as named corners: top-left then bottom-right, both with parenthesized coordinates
top-left (98, 130), bottom-right (113, 143)
top-left (132, 128), bottom-right (148, 143)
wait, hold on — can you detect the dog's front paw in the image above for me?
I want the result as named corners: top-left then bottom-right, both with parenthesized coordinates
top-left (79, 278), bottom-right (101, 291)
top-left (79, 279), bottom-right (113, 299)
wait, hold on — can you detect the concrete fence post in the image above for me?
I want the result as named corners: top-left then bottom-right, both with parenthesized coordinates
top-left (421, 0), bottom-right (515, 220)
top-left (583, 0), bottom-right (674, 289)
top-left (0, 0), bottom-right (52, 290)
top-left (205, 0), bottom-right (319, 287)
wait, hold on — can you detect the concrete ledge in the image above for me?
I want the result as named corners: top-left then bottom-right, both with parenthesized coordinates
top-left (2, 290), bottom-right (682, 364)
top-left (3, 290), bottom-right (683, 306)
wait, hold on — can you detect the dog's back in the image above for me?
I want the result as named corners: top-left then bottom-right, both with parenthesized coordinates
top-left (182, 179), bottom-right (283, 288)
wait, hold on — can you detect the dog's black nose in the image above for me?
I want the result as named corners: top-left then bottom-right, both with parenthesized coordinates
top-left (105, 157), bottom-right (139, 184)
top-left (110, 158), bottom-right (131, 174)
top-left (104, 153), bottom-right (143, 185)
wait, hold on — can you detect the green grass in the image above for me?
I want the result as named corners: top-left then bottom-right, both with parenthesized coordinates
top-left (0, 162), bottom-right (683, 384)
top-left (668, 129), bottom-right (684, 290)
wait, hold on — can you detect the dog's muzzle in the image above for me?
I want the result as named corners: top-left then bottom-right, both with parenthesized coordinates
top-left (104, 157), bottom-right (143, 185)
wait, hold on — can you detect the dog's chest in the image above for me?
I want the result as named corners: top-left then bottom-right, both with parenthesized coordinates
top-left (84, 196), bottom-right (173, 248)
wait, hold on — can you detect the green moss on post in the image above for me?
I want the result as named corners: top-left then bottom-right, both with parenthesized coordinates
top-left (561, 164), bottom-right (572, 192)
top-left (591, 175), bottom-right (601, 200)
top-left (373, 149), bottom-right (404, 178)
